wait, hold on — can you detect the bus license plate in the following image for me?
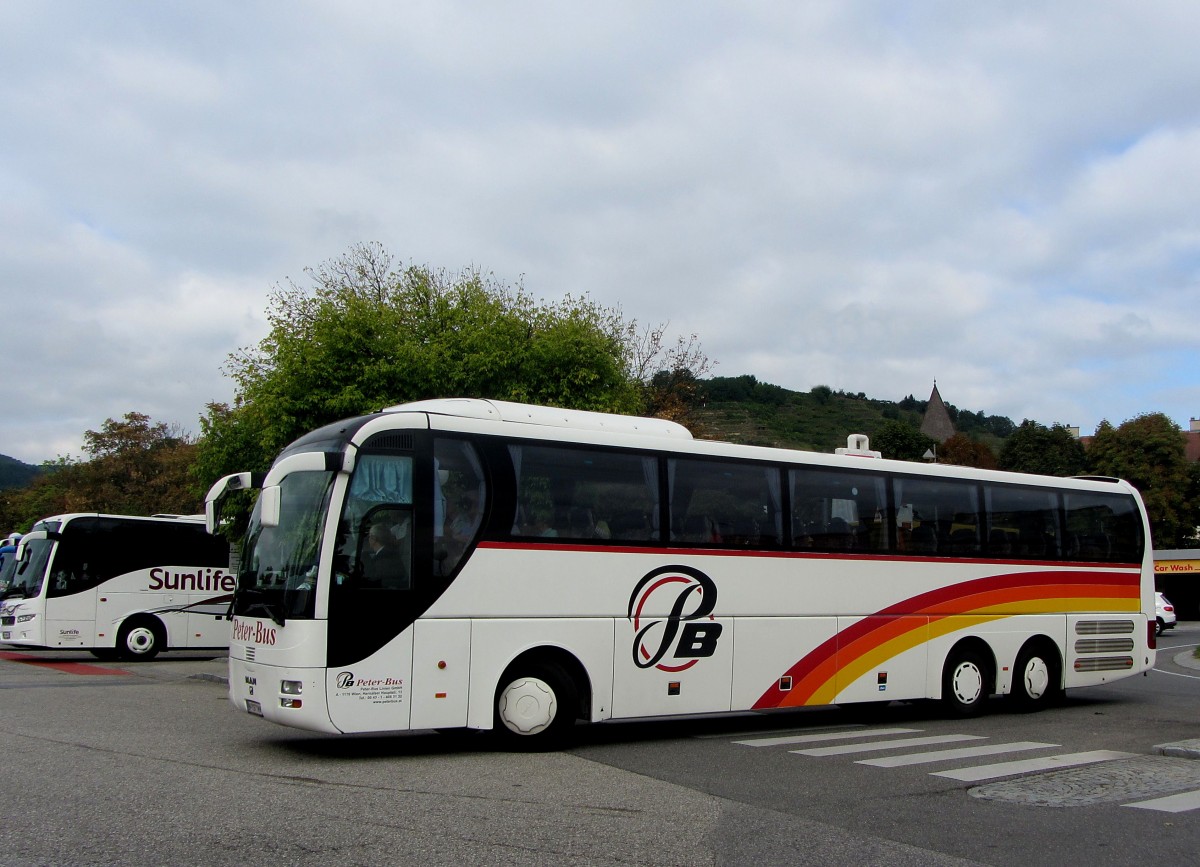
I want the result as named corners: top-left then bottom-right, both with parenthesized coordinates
top-left (246, 699), bottom-right (263, 717)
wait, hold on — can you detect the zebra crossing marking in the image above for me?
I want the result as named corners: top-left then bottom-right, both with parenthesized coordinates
top-left (733, 727), bottom-right (919, 748)
top-left (931, 749), bottom-right (1137, 782)
top-left (730, 725), bottom-right (1200, 813)
top-left (859, 740), bottom-right (1058, 768)
top-left (1124, 790), bottom-right (1200, 813)
top-left (791, 733), bottom-right (985, 757)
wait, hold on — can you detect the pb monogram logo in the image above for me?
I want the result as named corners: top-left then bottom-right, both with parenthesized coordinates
top-left (627, 565), bottom-right (723, 672)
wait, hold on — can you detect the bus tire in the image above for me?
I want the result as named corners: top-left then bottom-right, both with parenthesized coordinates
top-left (1009, 642), bottom-right (1062, 711)
top-left (116, 617), bottom-right (165, 661)
top-left (494, 663), bottom-right (577, 749)
top-left (941, 647), bottom-right (990, 717)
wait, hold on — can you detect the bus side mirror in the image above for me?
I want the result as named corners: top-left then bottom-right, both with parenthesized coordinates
top-left (204, 471), bottom-right (265, 534)
top-left (260, 486), bottom-right (282, 528)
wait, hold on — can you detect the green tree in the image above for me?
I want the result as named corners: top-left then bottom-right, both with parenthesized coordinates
top-left (938, 433), bottom-right (998, 469)
top-left (1086, 413), bottom-right (1197, 547)
top-left (871, 420), bottom-right (937, 461)
top-left (810, 385), bottom-right (834, 405)
top-left (194, 243), bottom-right (704, 486)
top-left (71, 413), bottom-right (199, 514)
top-left (998, 421), bottom-right (1087, 476)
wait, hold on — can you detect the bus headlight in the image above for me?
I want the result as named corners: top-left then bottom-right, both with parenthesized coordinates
top-left (280, 680), bottom-right (303, 695)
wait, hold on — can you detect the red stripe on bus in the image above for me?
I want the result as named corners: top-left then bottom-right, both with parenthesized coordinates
top-left (474, 540), bottom-right (1139, 570)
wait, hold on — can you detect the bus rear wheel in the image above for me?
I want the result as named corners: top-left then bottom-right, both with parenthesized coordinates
top-left (116, 617), bottom-right (164, 661)
top-left (1009, 643), bottom-right (1062, 711)
top-left (942, 648), bottom-right (990, 717)
top-left (494, 663), bottom-right (577, 749)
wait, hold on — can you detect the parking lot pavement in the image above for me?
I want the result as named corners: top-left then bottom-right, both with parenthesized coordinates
top-left (0, 648), bottom-right (229, 683)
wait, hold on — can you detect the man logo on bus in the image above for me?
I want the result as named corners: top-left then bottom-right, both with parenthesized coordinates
top-left (628, 565), bottom-right (723, 672)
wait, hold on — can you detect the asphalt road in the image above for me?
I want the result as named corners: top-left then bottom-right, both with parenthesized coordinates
top-left (2, 626), bottom-right (1199, 866)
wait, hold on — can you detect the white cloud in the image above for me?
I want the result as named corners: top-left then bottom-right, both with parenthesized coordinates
top-left (2, 1), bottom-right (1200, 465)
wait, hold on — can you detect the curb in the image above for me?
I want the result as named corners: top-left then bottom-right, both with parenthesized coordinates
top-left (1172, 647), bottom-right (1200, 672)
top-left (189, 672), bottom-right (230, 685)
top-left (1155, 739), bottom-right (1200, 760)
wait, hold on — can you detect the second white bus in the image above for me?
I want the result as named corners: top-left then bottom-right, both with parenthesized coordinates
top-left (0, 513), bottom-right (234, 660)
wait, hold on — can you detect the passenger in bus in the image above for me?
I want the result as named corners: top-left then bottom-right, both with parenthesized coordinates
top-left (527, 508), bottom-right (559, 537)
top-left (566, 507), bottom-right (597, 539)
top-left (446, 488), bottom-right (482, 542)
top-left (821, 517), bottom-right (853, 550)
top-left (362, 523), bottom-right (408, 588)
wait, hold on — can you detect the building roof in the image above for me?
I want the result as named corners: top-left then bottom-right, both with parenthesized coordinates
top-left (1186, 430), bottom-right (1200, 462)
top-left (920, 382), bottom-right (956, 444)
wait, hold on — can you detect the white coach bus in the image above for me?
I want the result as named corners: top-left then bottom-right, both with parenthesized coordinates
top-left (0, 513), bottom-right (234, 660)
top-left (206, 399), bottom-right (1155, 744)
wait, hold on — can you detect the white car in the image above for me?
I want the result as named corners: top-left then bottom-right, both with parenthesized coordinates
top-left (1156, 591), bottom-right (1177, 635)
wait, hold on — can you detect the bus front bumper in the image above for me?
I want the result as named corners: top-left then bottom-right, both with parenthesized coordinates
top-left (228, 657), bottom-right (340, 734)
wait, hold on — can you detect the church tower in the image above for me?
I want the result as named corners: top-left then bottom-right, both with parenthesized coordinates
top-left (920, 381), bottom-right (956, 444)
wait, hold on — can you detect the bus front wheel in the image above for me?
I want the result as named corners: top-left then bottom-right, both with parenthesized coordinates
top-left (941, 648), bottom-right (990, 717)
top-left (494, 663), bottom-right (577, 748)
top-left (116, 617), bottom-right (164, 661)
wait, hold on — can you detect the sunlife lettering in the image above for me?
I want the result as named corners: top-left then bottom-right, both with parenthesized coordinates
top-left (148, 567), bottom-right (236, 592)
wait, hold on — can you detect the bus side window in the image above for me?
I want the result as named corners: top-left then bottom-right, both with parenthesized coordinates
top-left (508, 444), bottom-right (660, 544)
top-left (791, 467), bottom-right (889, 553)
top-left (435, 439), bottom-right (485, 576)
top-left (1063, 491), bottom-right (1142, 563)
top-left (669, 458), bottom-right (781, 548)
top-left (985, 484), bottom-right (1059, 560)
top-left (338, 452), bottom-right (416, 586)
top-left (893, 477), bottom-right (981, 557)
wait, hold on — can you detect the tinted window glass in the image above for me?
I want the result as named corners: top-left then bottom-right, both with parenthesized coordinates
top-left (510, 445), bottom-right (659, 543)
top-left (0, 556), bottom-right (16, 593)
top-left (435, 439), bottom-right (485, 576)
top-left (669, 458), bottom-right (782, 548)
top-left (985, 485), bottom-right (1060, 559)
top-left (8, 538), bottom-right (53, 598)
top-left (336, 454), bottom-right (414, 589)
top-left (894, 477), bottom-right (982, 557)
top-left (792, 467), bottom-right (889, 552)
top-left (239, 470), bottom-right (334, 620)
top-left (49, 518), bottom-right (230, 598)
top-left (1064, 490), bottom-right (1143, 563)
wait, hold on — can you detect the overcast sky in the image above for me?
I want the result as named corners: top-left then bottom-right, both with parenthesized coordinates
top-left (3, 2), bottom-right (1200, 465)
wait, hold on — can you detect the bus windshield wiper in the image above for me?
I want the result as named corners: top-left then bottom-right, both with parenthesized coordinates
top-left (242, 600), bottom-right (286, 627)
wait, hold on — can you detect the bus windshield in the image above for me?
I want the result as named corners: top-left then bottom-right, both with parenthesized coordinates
top-left (233, 469), bottom-right (335, 622)
top-left (0, 555), bottom-right (18, 595)
top-left (4, 537), bottom-right (54, 599)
